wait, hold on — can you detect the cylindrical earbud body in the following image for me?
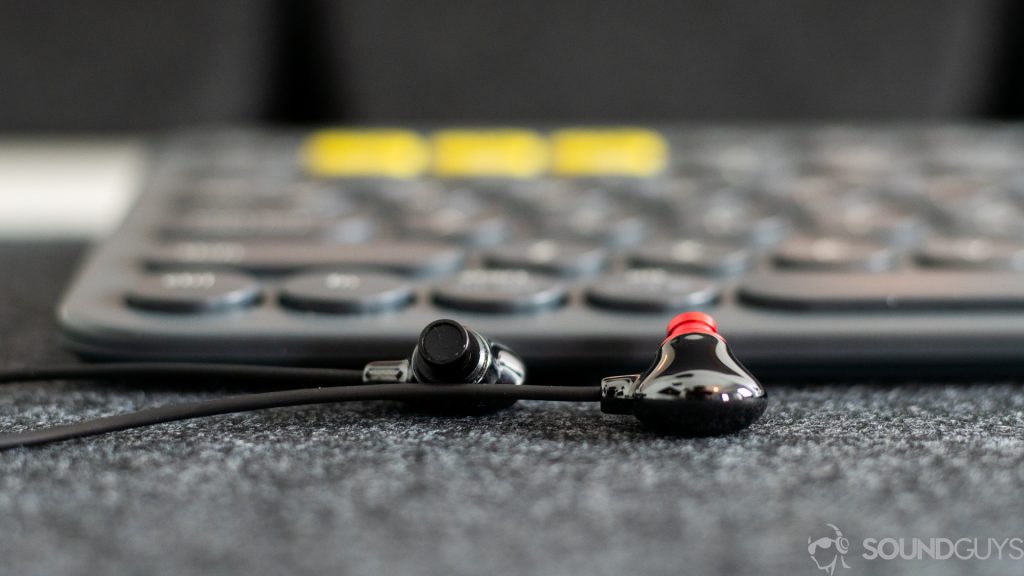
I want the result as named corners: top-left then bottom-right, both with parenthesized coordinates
top-left (602, 312), bottom-right (766, 436)
top-left (410, 319), bottom-right (488, 384)
top-left (364, 319), bottom-right (526, 414)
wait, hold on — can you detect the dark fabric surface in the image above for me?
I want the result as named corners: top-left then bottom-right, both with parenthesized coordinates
top-left (0, 0), bottom-right (1021, 130)
top-left (1, 242), bottom-right (1023, 576)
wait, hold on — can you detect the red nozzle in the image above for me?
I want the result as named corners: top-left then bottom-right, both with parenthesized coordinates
top-left (665, 311), bottom-right (720, 341)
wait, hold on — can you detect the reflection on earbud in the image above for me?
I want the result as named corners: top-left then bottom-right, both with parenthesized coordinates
top-left (601, 312), bottom-right (767, 436)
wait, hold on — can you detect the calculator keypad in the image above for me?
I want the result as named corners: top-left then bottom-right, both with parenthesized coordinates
top-left (57, 126), bottom-right (1024, 369)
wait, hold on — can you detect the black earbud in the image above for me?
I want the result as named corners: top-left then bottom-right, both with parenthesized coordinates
top-left (600, 312), bottom-right (767, 436)
top-left (0, 313), bottom-right (765, 449)
top-left (363, 318), bottom-right (526, 414)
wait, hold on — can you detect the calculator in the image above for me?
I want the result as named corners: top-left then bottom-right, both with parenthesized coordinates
top-left (58, 126), bottom-right (1024, 376)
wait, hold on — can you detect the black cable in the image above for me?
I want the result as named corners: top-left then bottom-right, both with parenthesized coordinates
top-left (0, 384), bottom-right (601, 450)
top-left (0, 364), bottom-right (365, 386)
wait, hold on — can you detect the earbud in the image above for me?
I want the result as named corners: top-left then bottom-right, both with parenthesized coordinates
top-left (600, 312), bottom-right (766, 436)
top-left (363, 318), bottom-right (526, 414)
top-left (0, 314), bottom-right (766, 449)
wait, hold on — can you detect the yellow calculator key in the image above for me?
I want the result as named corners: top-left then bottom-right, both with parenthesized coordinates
top-left (432, 129), bottom-right (549, 178)
top-left (552, 128), bottom-right (668, 177)
top-left (302, 129), bottom-right (429, 178)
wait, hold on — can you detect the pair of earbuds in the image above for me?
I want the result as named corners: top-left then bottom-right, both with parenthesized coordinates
top-left (0, 312), bottom-right (766, 449)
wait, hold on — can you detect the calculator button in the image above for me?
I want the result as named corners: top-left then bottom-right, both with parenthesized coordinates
top-left (915, 237), bottom-right (1024, 270)
top-left (926, 183), bottom-right (1024, 237)
top-left (738, 272), bottom-right (1024, 310)
top-left (800, 193), bottom-right (925, 244)
top-left (958, 195), bottom-right (1024, 238)
top-left (586, 270), bottom-right (720, 312)
top-left (144, 242), bottom-right (466, 277)
top-left (922, 131), bottom-right (1022, 175)
top-left (125, 271), bottom-right (261, 313)
top-left (555, 203), bottom-right (647, 247)
top-left (684, 193), bottom-right (790, 245)
top-left (401, 191), bottom-right (512, 246)
top-left (551, 128), bottom-right (668, 177)
top-left (280, 183), bottom-right (364, 215)
top-left (433, 270), bottom-right (568, 313)
top-left (674, 130), bottom-right (790, 183)
top-left (483, 240), bottom-right (608, 277)
top-left (431, 129), bottom-right (549, 178)
top-left (772, 236), bottom-right (897, 271)
top-left (302, 129), bottom-right (429, 178)
top-left (799, 129), bottom-right (903, 179)
top-left (162, 212), bottom-right (376, 243)
top-left (535, 190), bottom-right (648, 246)
top-left (279, 272), bottom-right (414, 314)
top-left (402, 210), bottom-right (510, 246)
top-left (174, 182), bottom-right (286, 212)
top-left (628, 239), bottom-right (753, 276)
top-left (177, 186), bottom-right (359, 218)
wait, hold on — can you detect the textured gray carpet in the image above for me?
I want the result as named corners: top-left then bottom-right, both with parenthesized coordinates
top-left (1, 243), bottom-right (1023, 576)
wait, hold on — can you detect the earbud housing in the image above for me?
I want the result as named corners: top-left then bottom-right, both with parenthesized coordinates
top-left (601, 312), bottom-right (766, 436)
top-left (363, 319), bottom-right (526, 414)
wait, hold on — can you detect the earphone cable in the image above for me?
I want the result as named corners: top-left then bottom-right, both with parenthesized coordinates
top-left (0, 383), bottom-right (601, 450)
top-left (0, 363), bottom-right (366, 386)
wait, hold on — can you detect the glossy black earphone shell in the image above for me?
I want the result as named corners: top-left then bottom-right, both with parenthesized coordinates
top-left (602, 332), bottom-right (767, 436)
top-left (364, 319), bottom-right (527, 414)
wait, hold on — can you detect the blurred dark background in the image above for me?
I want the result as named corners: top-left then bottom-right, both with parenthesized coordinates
top-left (1, 0), bottom-right (1023, 132)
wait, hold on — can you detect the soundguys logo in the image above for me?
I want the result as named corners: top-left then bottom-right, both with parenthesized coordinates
top-left (806, 524), bottom-right (1024, 573)
top-left (808, 524), bottom-right (851, 575)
